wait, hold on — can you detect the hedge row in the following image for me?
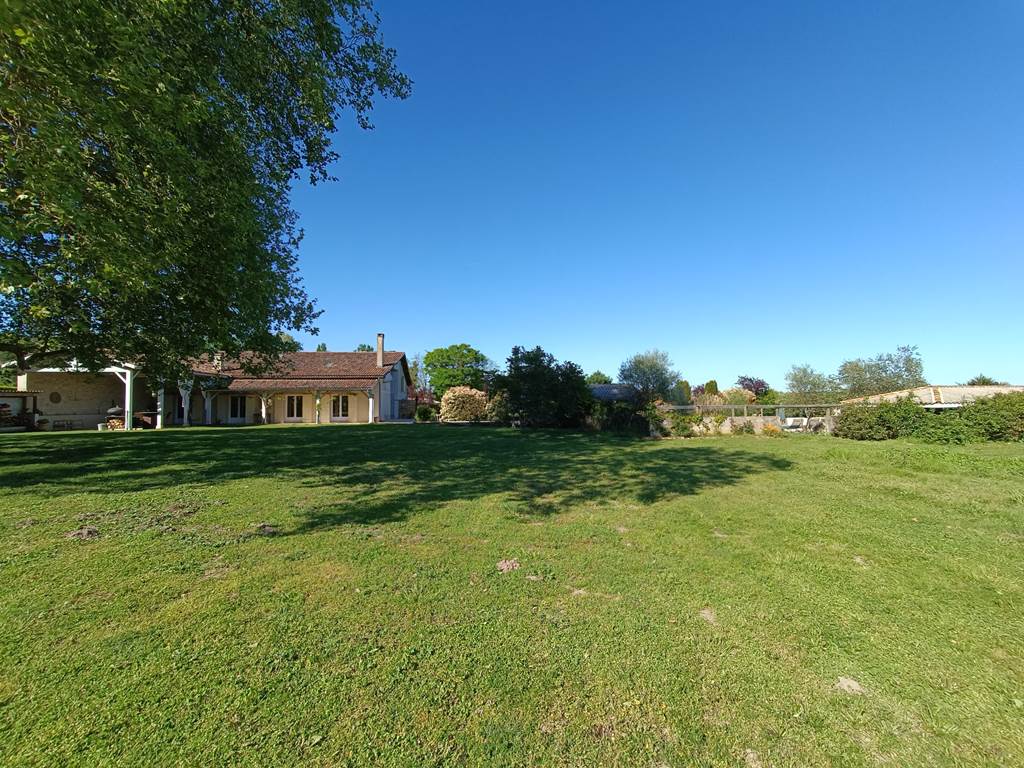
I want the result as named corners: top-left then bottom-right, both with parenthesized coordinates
top-left (835, 393), bottom-right (1024, 444)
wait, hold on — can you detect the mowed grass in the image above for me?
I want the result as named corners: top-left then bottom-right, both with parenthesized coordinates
top-left (1, 426), bottom-right (1022, 767)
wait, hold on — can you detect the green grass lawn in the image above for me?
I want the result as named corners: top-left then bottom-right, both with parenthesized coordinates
top-left (1, 426), bottom-right (1022, 767)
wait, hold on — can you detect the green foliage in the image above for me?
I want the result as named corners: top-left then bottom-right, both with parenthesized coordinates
top-left (835, 399), bottom-right (928, 441)
top-left (585, 370), bottom-right (612, 385)
top-left (667, 410), bottom-right (701, 437)
top-left (965, 374), bottom-right (1006, 386)
top-left (0, 352), bottom-right (13, 387)
top-left (355, 344), bottom-right (374, 352)
top-left (704, 380), bottom-right (719, 396)
top-left (783, 365), bottom-right (842, 404)
top-left (422, 344), bottom-right (491, 398)
top-left (588, 401), bottom-right (648, 435)
top-left (414, 404), bottom-right (435, 423)
top-left (733, 420), bottom-right (756, 435)
top-left (618, 350), bottom-right (677, 401)
top-left (641, 401), bottom-right (670, 437)
top-left (758, 388), bottom-right (781, 405)
top-left (315, 343), bottom-right (328, 352)
top-left (835, 395), bottom-right (1024, 444)
top-left (493, 346), bottom-right (591, 428)
top-left (276, 332), bottom-right (302, 352)
top-left (959, 393), bottom-right (1024, 441)
top-left (438, 386), bottom-right (487, 422)
top-left (668, 379), bottom-right (692, 405)
top-left (0, 0), bottom-right (410, 379)
top-left (911, 416), bottom-right (977, 445)
top-left (837, 345), bottom-right (926, 398)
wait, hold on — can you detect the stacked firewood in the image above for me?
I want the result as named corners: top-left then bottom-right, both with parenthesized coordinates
top-left (106, 417), bottom-right (125, 430)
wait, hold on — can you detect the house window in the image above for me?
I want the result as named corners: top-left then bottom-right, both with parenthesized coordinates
top-left (331, 395), bottom-right (349, 419)
top-left (229, 396), bottom-right (246, 420)
top-left (286, 395), bottom-right (304, 419)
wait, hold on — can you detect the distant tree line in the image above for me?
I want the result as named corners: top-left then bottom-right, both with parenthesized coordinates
top-left (409, 340), bottom-right (1012, 432)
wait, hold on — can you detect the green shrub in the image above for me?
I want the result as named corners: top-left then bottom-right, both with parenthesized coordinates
top-left (414, 404), bottom-right (434, 423)
top-left (835, 399), bottom-right (927, 440)
top-left (589, 401), bottom-right (648, 435)
top-left (836, 394), bottom-right (1024, 443)
top-left (641, 402), bottom-right (670, 437)
top-left (959, 393), bottom-right (1024, 441)
top-left (667, 410), bottom-right (700, 437)
top-left (438, 387), bottom-right (487, 422)
top-left (911, 415), bottom-right (978, 445)
top-left (733, 419), bottom-right (755, 435)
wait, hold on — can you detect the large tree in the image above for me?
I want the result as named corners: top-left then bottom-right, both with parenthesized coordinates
top-left (837, 345), bottom-right (926, 398)
top-left (618, 350), bottom-right (677, 401)
top-left (586, 370), bottom-right (612, 385)
top-left (1, 0), bottom-right (410, 378)
top-left (783, 364), bottom-right (841, 403)
top-left (494, 345), bottom-right (591, 428)
top-left (422, 344), bottom-right (491, 397)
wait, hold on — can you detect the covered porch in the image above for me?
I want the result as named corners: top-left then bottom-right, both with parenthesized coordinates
top-left (158, 385), bottom-right (378, 426)
top-left (17, 363), bottom-right (156, 430)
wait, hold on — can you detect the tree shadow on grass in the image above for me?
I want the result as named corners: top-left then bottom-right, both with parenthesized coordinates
top-left (294, 439), bottom-right (792, 531)
top-left (0, 427), bottom-right (792, 528)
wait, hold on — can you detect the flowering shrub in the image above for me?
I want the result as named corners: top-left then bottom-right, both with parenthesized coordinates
top-left (439, 386), bottom-right (487, 422)
top-left (762, 422), bottom-right (784, 437)
top-left (735, 375), bottom-right (770, 398)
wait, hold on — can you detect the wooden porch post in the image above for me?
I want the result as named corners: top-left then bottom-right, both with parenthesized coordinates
top-left (314, 390), bottom-right (321, 424)
top-left (156, 387), bottom-right (165, 429)
top-left (367, 392), bottom-right (374, 423)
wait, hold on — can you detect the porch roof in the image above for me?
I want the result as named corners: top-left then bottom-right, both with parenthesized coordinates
top-left (222, 378), bottom-right (377, 392)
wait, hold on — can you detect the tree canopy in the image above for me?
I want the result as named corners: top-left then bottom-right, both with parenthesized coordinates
top-left (1, 0), bottom-right (410, 378)
top-left (493, 346), bottom-right (591, 428)
top-left (837, 345), bottom-right (925, 398)
top-left (965, 374), bottom-right (1005, 386)
top-left (422, 344), bottom-right (491, 397)
top-left (668, 379), bottom-right (692, 405)
top-left (618, 350), bottom-right (677, 401)
top-left (315, 342), bottom-right (327, 352)
top-left (783, 364), bottom-right (842, 403)
top-left (585, 370), bottom-right (612, 385)
top-left (355, 343), bottom-right (374, 352)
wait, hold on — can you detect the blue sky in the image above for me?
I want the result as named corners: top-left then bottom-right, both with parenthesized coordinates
top-left (290, 1), bottom-right (1024, 388)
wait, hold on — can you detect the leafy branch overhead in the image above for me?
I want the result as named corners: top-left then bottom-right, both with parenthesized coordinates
top-left (0, 0), bottom-right (410, 377)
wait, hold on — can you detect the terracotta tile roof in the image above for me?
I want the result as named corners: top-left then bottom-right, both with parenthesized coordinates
top-left (192, 351), bottom-right (409, 385)
top-left (224, 377), bottom-right (380, 392)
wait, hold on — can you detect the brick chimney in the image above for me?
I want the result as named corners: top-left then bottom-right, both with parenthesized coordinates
top-left (376, 333), bottom-right (384, 368)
